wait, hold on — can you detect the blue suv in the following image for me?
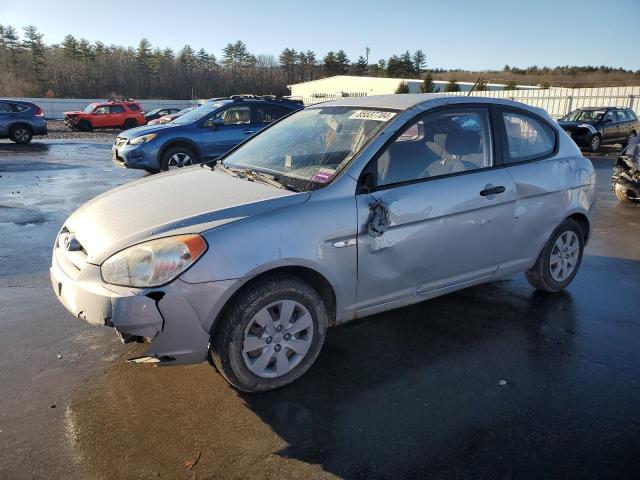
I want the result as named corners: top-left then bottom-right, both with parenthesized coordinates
top-left (112, 96), bottom-right (303, 172)
top-left (0, 99), bottom-right (48, 144)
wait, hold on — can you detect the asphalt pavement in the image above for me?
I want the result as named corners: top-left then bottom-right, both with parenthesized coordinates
top-left (1, 140), bottom-right (639, 480)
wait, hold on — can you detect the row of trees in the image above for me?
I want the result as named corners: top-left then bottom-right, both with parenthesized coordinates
top-left (0, 24), bottom-right (431, 99)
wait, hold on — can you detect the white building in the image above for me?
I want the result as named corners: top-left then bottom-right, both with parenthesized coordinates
top-left (287, 75), bottom-right (541, 100)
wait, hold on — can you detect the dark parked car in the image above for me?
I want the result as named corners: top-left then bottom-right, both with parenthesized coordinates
top-left (147, 106), bottom-right (196, 126)
top-left (144, 108), bottom-right (181, 123)
top-left (0, 99), bottom-right (47, 144)
top-left (558, 107), bottom-right (639, 152)
top-left (112, 97), bottom-right (302, 172)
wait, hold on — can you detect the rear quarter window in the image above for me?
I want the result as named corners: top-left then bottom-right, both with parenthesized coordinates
top-left (110, 105), bottom-right (126, 113)
top-left (127, 104), bottom-right (141, 112)
top-left (501, 110), bottom-right (556, 163)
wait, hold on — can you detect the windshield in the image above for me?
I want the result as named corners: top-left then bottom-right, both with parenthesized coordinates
top-left (222, 106), bottom-right (396, 189)
top-left (561, 110), bottom-right (606, 122)
top-left (83, 104), bottom-right (97, 113)
top-left (173, 101), bottom-right (228, 124)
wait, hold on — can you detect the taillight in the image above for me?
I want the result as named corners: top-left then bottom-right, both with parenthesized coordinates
top-left (34, 107), bottom-right (44, 117)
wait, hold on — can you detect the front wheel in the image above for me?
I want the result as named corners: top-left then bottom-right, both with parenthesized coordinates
top-left (211, 274), bottom-right (327, 392)
top-left (160, 146), bottom-right (196, 171)
top-left (623, 131), bottom-right (636, 148)
top-left (9, 125), bottom-right (33, 144)
top-left (588, 134), bottom-right (601, 152)
top-left (525, 219), bottom-right (584, 292)
top-left (78, 119), bottom-right (92, 132)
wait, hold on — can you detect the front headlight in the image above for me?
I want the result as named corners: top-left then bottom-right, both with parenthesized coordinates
top-left (101, 234), bottom-right (207, 287)
top-left (128, 133), bottom-right (157, 145)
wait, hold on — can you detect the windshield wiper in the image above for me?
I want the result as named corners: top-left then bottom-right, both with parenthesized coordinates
top-left (212, 162), bottom-right (299, 192)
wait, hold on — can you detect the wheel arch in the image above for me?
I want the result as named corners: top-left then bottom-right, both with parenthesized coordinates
top-left (566, 212), bottom-right (590, 244)
top-left (158, 138), bottom-right (203, 163)
top-left (9, 121), bottom-right (33, 133)
top-left (209, 265), bottom-right (338, 338)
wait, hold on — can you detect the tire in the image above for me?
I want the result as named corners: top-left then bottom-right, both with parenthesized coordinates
top-left (79, 119), bottom-right (92, 132)
top-left (588, 134), bottom-right (601, 152)
top-left (9, 125), bottom-right (33, 144)
top-left (211, 274), bottom-right (328, 392)
top-left (123, 118), bottom-right (138, 130)
top-left (160, 145), bottom-right (197, 171)
top-left (525, 219), bottom-right (584, 293)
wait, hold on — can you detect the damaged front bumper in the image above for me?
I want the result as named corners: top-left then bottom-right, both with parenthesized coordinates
top-left (50, 250), bottom-right (235, 365)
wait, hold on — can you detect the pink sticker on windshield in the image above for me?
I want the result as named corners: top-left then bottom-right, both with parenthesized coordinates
top-left (311, 168), bottom-right (336, 183)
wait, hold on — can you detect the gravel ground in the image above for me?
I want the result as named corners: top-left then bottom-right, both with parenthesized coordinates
top-left (43, 120), bottom-right (121, 141)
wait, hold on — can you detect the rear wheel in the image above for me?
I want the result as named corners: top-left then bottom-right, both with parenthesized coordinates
top-left (525, 219), bottom-right (584, 292)
top-left (123, 118), bottom-right (138, 130)
top-left (211, 274), bottom-right (327, 392)
top-left (9, 125), bottom-right (32, 144)
top-left (588, 134), bottom-right (601, 152)
top-left (160, 146), bottom-right (197, 171)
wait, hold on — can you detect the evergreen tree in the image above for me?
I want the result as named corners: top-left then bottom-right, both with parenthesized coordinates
top-left (412, 50), bottom-right (426, 73)
top-left (395, 81), bottom-right (409, 94)
top-left (445, 78), bottom-right (460, 92)
top-left (420, 72), bottom-right (437, 93)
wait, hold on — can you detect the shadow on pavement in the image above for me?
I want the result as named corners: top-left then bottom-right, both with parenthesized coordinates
top-left (65, 255), bottom-right (640, 479)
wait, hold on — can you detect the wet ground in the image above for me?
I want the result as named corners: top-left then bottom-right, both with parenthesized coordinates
top-left (1, 141), bottom-right (639, 479)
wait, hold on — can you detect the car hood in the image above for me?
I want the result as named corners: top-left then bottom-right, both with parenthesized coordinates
top-left (64, 167), bottom-right (309, 264)
top-left (119, 122), bottom-right (179, 139)
top-left (64, 111), bottom-right (84, 116)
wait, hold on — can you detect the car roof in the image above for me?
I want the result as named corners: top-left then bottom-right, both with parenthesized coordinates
top-left (316, 94), bottom-right (549, 116)
top-left (576, 106), bottom-right (621, 111)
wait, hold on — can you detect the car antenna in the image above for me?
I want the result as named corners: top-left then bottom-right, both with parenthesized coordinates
top-left (467, 78), bottom-right (482, 96)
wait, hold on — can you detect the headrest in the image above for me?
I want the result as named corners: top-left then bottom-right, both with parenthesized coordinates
top-left (445, 130), bottom-right (481, 156)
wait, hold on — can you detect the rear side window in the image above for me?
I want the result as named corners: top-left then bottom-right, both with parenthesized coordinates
top-left (501, 111), bottom-right (556, 163)
top-left (614, 110), bottom-right (627, 122)
top-left (12, 104), bottom-right (29, 112)
top-left (110, 105), bottom-right (126, 113)
top-left (0, 103), bottom-right (13, 113)
top-left (127, 104), bottom-right (141, 112)
top-left (627, 110), bottom-right (638, 121)
top-left (254, 105), bottom-right (291, 123)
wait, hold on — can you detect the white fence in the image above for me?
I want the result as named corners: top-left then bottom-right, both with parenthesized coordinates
top-left (6, 86), bottom-right (640, 120)
top-left (0, 97), bottom-right (197, 119)
top-left (290, 86), bottom-right (640, 119)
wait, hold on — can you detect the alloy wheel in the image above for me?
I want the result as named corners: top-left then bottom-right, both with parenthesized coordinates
top-left (242, 299), bottom-right (314, 378)
top-left (549, 231), bottom-right (580, 282)
top-left (14, 128), bottom-right (30, 142)
top-left (166, 152), bottom-right (193, 169)
top-left (590, 135), bottom-right (600, 151)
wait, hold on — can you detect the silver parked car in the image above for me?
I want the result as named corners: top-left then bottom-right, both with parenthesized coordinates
top-left (51, 95), bottom-right (596, 392)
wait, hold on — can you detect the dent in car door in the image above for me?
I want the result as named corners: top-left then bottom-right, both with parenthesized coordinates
top-left (355, 107), bottom-right (517, 315)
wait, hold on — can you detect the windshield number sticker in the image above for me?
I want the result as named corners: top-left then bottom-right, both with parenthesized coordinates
top-left (311, 168), bottom-right (336, 183)
top-left (349, 110), bottom-right (396, 122)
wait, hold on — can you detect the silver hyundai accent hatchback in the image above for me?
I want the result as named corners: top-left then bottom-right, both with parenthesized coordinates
top-left (51, 95), bottom-right (596, 392)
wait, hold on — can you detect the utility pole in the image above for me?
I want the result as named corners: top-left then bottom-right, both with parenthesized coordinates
top-left (365, 47), bottom-right (370, 65)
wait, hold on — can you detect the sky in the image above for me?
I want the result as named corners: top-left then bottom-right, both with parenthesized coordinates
top-left (1, 0), bottom-right (638, 71)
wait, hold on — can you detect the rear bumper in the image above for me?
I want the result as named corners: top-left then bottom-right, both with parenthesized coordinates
top-left (50, 249), bottom-right (235, 364)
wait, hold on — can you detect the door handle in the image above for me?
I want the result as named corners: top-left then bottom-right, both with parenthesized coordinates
top-left (242, 129), bottom-right (254, 134)
top-left (480, 185), bottom-right (506, 196)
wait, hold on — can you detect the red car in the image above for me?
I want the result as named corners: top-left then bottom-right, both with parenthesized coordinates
top-left (64, 100), bottom-right (146, 131)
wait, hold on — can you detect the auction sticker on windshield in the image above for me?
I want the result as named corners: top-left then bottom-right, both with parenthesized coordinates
top-left (311, 168), bottom-right (336, 183)
top-left (349, 110), bottom-right (397, 122)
